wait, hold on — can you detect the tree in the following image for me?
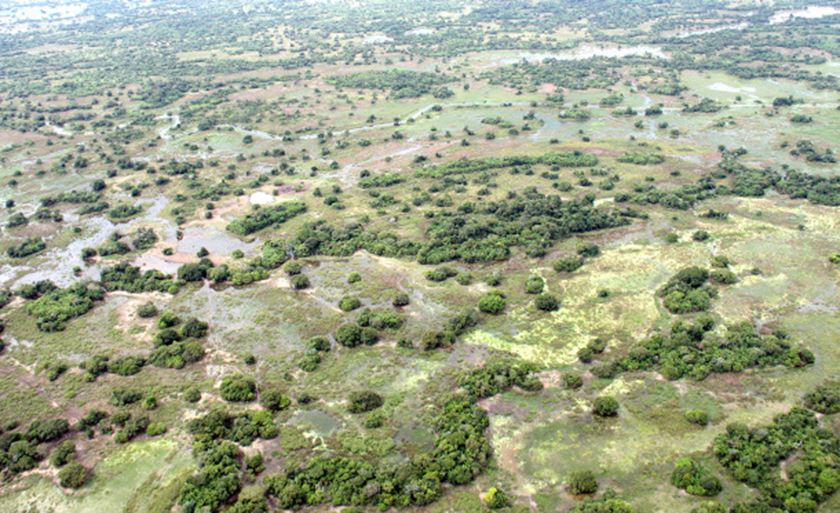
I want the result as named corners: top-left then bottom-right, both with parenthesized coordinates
top-left (260, 389), bottom-right (291, 412)
top-left (58, 461), bottom-right (89, 489)
top-left (535, 293), bottom-right (559, 311)
top-left (220, 375), bottom-right (257, 402)
top-left (568, 470), bottom-right (598, 495)
top-left (137, 301), bottom-right (158, 318)
top-left (347, 391), bottom-right (383, 413)
top-left (484, 487), bottom-right (512, 509)
top-left (392, 292), bottom-right (410, 307)
top-left (478, 292), bottom-right (506, 314)
top-left (593, 396), bottom-right (619, 417)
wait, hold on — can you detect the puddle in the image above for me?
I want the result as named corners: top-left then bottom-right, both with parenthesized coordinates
top-left (289, 410), bottom-right (341, 438)
top-left (176, 226), bottom-right (261, 256)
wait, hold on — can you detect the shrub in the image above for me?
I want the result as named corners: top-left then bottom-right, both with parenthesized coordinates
top-left (111, 388), bottom-right (143, 406)
top-left (577, 242), bottom-right (601, 257)
top-left (671, 458), bottom-right (722, 496)
top-left (478, 292), bottom-right (506, 314)
top-left (805, 382), bottom-right (840, 414)
top-left (220, 375), bottom-right (257, 402)
top-left (693, 230), bottom-right (710, 242)
top-left (335, 323), bottom-right (363, 347)
top-left (347, 391), bottom-right (383, 413)
top-left (710, 269), bottom-right (737, 284)
top-left (58, 461), bottom-right (88, 489)
top-left (685, 410), bottom-right (710, 425)
top-left (185, 387), bottom-right (202, 403)
top-left (338, 296), bottom-right (362, 312)
top-left (291, 274), bottom-right (310, 289)
top-left (137, 301), bottom-right (158, 318)
top-left (260, 389), bottom-right (291, 412)
top-left (555, 257), bottom-right (585, 273)
top-left (283, 260), bottom-right (303, 275)
top-left (593, 396), bottom-right (620, 417)
top-left (347, 272), bottom-right (361, 283)
top-left (535, 293), bottom-right (559, 311)
top-left (146, 423), bottom-right (167, 437)
top-left (392, 292), bottom-right (410, 307)
top-left (50, 440), bottom-right (76, 467)
top-left (830, 253), bottom-right (840, 264)
top-left (484, 487), bottom-right (512, 509)
top-left (568, 470), bottom-right (598, 495)
top-left (665, 232), bottom-right (680, 244)
top-left (563, 372), bottom-right (583, 389)
top-left (524, 276), bottom-right (545, 294)
top-left (158, 311), bottom-right (181, 329)
top-left (425, 267), bottom-right (458, 282)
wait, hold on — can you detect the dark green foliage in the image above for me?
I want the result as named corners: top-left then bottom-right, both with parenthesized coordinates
top-left (714, 407), bottom-right (840, 509)
top-left (524, 276), bottom-right (545, 294)
top-left (41, 360), bottom-right (68, 381)
top-left (282, 260), bottom-right (303, 275)
top-left (178, 440), bottom-right (242, 511)
top-left (535, 293), bottom-right (559, 311)
top-left (220, 375), bottom-right (257, 402)
top-left (710, 268), bottom-right (737, 284)
top-left (693, 230), bottom-right (710, 241)
top-left (570, 489), bottom-right (635, 512)
top-left (146, 422), bottom-right (167, 437)
top-left (593, 396), bottom-right (619, 417)
top-left (478, 291), bottom-right (506, 314)
top-left (804, 382), bottom-right (840, 414)
top-left (659, 267), bottom-right (713, 314)
top-left (188, 408), bottom-right (277, 446)
top-left (392, 292), bottom-right (410, 307)
top-left (290, 274), bottom-right (310, 289)
top-left (359, 174), bottom-right (404, 188)
top-left (137, 301), bottom-right (158, 318)
top-left (419, 329), bottom-right (455, 351)
top-left (157, 310), bottom-right (181, 329)
top-left (185, 387), bottom-right (202, 403)
top-left (334, 323), bottom-right (379, 348)
top-left (577, 242), bottom-right (601, 257)
top-left (97, 237), bottom-right (131, 257)
top-left (568, 470), bottom-right (598, 494)
top-left (25, 282), bottom-right (104, 332)
top-left (327, 69), bottom-right (454, 98)
top-left (338, 296), bottom-right (362, 312)
top-left (26, 418), bottom-right (69, 443)
top-left (563, 372), bottom-right (584, 389)
top-left (358, 309), bottom-right (404, 330)
top-left (181, 318), bottom-right (209, 338)
top-left (555, 257), bottom-right (585, 273)
top-left (347, 271), bottom-right (361, 284)
top-left (347, 391), bottom-right (383, 413)
top-left (260, 389), bottom-right (291, 412)
top-left (671, 458), bottom-right (722, 496)
top-left (50, 440), bottom-right (76, 467)
top-left (131, 228), bottom-right (158, 250)
top-left (459, 362), bottom-right (540, 401)
top-left (425, 267), bottom-right (458, 282)
top-left (6, 237), bottom-right (46, 258)
top-left (617, 318), bottom-right (813, 381)
top-left (484, 487), bottom-right (511, 509)
top-left (178, 259), bottom-right (214, 282)
top-left (107, 356), bottom-right (146, 376)
top-left (58, 461), bottom-right (88, 489)
top-left (685, 410), bottom-right (710, 425)
top-left (101, 263), bottom-right (179, 293)
top-left (226, 201), bottom-right (307, 236)
top-left (111, 388), bottom-right (143, 407)
top-left (616, 153), bottom-right (665, 165)
top-left (108, 204), bottom-right (142, 220)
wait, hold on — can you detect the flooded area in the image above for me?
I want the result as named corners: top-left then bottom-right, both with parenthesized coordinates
top-left (770, 6), bottom-right (840, 24)
top-left (478, 45), bottom-right (669, 69)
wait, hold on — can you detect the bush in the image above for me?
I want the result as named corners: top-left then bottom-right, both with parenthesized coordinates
top-left (805, 382), bottom-right (840, 414)
top-left (220, 375), bottom-right (257, 402)
top-left (563, 372), bottom-right (583, 389)
top-left (347, 272), bottom-right (361, 283)
top-left (568, 470), bottom-right (598, 495)
top-left (137, 301), bottom-right (158, 318)
top-left (554, 257), bottom-right (585, 273)
top-left (577, 242), bottom-right (601, 257)
top-left (339, 296), bottom-right (362, 312)
top-left (524, 276), bottom-right (545, 294)
top-left (478, 292), bottom-right (506, 314)
top-left (665, 232), bottom-right (680, 244)
top-left (146, 423), bottom-right (167, 437)
top-left (185, 387), bottom-right (202, 403)
top-left (291, 274), bottom-right (310, 289)
top-left (158, 311), bottom-right (181, 329)
top-left (50, 440), bottom-right (76, 467)
top-left (830, 253), bottom-right (840, 264)
top-left (593, 396), bottom-right (620, 417)
top-left (58, 461), bottom-right (88, 489)
top-left (283, 260), bottom-right (303, 275)
top-left (671, 458), bottom-right (722, 496)
top-left (392, 292), bottom-right (410, 307)
top-left (484, 487), bottom-right (511, 509)
top-left (347, 391), bottom-right (383, 413)
top-left (693, 230), bottom-right (710, 242)
top-left (425, 267), bottom-right (458, 282)
top-left (111, 388), bottom-right (143, 406)
top-left (685, 410), bottom-right (710, 425)
top-left (535, 293), bottom-right (559, 311)
top-left (710, 269), bottom-right (737, 284)
top-left (260, 389), bottom-right (291, 412)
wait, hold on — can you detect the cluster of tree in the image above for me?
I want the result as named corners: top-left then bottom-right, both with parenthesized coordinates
top-left (226, 201), bottom-right (307, 236)
top-left (79, 354), bottom-right (146, 381)
top-left (570, 489), bottom-right (636, 512)
top-left (359, 174), bottom-right (405, 189)
top-left (149, 314), bottom-right (208, 370)
top-left (612, 317), bottom-right (814, 381)
top-left (714, 407), bottom-right (840, 511)
top-left (187, 407), bottom-right (278, 447)
top-left (24, 281), bottom-right (105, 332)
top-left (100, 263), bottom-right (180, 293)
top-left (417, 153), bottom-right (599, 179)
top-left (658, 266), bottom-right (716, 314)
top-left (671, 458), bottom-right (722, 496)
top-left (327, 69), bottom-right (454, 98)
top-left (6, 237), bottom-right (46, 258)
top-left (616, 153), bottom-right (666, 165)
top-left (0, 418), bottom-right (72, 477)
top-left (804, 381), bottom-right (840, 414)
